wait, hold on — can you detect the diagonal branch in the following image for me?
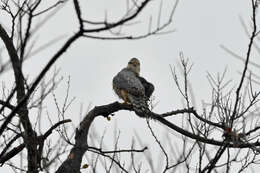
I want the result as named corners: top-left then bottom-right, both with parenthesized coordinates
top-left (73, 0), bottom-right (83, 30)
top-left (201, 145), bottom-right (227, 173)
top-left (0, 119), bottom-right (71, 166)
top-left (56, 101), bottom-right (260, 173)
top-left (161, 107), bottom-right (224, 129)
top-left (0, 143), bottom-right (25, 166)
top-left (82, 0), bottom-right (151, 33)
top-left (231, 0), bottom-right (258, 125)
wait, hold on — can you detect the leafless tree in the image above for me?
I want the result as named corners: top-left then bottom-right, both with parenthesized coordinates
top-left (0, 0), bottom-right (179, 172)
top-left (1, 0), bottom-right (260, 173)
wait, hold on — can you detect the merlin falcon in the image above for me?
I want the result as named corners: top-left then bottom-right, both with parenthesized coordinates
top-left (113, 58), bottom-right (154, 117)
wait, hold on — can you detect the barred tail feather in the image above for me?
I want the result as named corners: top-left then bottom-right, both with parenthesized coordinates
top-left (128, 95), bottom-right (151, 118)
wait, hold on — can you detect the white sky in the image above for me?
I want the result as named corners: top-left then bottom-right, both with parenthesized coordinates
top-left (1, 0), bottom-right (260, 172)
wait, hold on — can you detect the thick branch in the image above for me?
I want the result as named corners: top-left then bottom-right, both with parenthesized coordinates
top-left (0, 134), bottom-right (22, 163)
top-left (0, 25), bottom-right (32, 134)
top-left (0, 144), bottom-right (25, 165)
top-left (0, 10), bottom-right (82, 172)
top-left (0, 29), bottom-right (82, 139)
top-left (73, 0), bottom-right (83, 30)
top-left (0, 119), bottom-right (71, 166)
top-left (56, 101), bottom-right (260, 173)
top-left (0, 100), bottom-right (15, 110)
top-left (0, 23), bottom-right (37, 172)
top-left (0, 87), bottom-right (17, 114)
top-left (55, 102), bottom-right (131, 173)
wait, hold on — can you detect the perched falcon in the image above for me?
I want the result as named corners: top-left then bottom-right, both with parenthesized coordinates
top-left (113, 58), bottom-right (154, 118)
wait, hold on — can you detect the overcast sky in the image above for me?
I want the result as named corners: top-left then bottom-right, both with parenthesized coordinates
top-left (1, 0), bottom-right (260, 172)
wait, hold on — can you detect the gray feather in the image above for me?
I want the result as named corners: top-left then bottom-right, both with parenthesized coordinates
top-left (128, 95), bottom-right (150, 118)
top-left (113, 67), bottom-right (151, 118)
top-left (113, 68), bottom-right (145, 97)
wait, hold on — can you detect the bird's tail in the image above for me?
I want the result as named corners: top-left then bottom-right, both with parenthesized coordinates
top-left (128, 95), bottom-right (151, 118)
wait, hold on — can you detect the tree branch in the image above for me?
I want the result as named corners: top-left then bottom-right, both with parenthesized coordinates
top-left (82, 0), bottom-right (151, 33)
top-left (56, 101), bottom-right (260, 173)
top-left (231, 0), bottom-right (258, 125)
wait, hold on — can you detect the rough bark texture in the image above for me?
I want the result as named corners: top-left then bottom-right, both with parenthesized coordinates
top-left (56, 100), bottom-right (260, 172)
top-left (0, 24), bottom-right (38, 173)
top-left (56, 102), bottom-right (132, 173)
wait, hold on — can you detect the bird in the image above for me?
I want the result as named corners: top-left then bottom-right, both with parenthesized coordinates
top-left (113, 58), bottom-right (154, 118)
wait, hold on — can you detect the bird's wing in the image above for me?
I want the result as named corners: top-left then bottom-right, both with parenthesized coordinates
top-left (138, 76), bottom-right (154, 98)
top-left (113, 68), bottom-right (145, 97)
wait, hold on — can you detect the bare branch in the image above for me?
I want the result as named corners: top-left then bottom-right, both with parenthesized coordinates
top-left (231, 0), bottom-right (258, 124)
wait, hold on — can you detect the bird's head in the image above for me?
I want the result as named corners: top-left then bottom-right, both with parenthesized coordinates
top-left (127, 58), bottom-right (140, 76)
